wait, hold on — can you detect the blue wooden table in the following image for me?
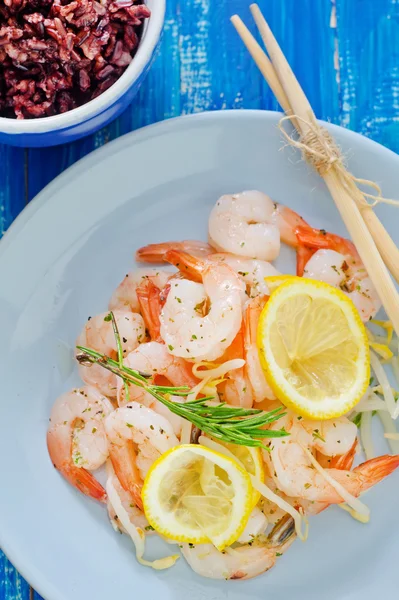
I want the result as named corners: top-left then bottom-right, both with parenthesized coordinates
top-left (1, 0), bottom-right (399, 597)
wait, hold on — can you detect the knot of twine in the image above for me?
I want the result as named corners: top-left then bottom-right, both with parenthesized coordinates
top-left (278, 115), bottom-right (399, 210)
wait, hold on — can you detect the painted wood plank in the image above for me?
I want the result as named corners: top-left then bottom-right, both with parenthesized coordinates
top-left (0, 146), bottom-right (26, 237)
top-left (2, 0), bottom-right (396, 596)
top-left (0, 553), bottom-right (30, 600)
top-left (335, 0), bottom-right (399, 151)
top-left (109, 0), bottom-right (182, 138)
top-left (208, 0), bottom-right (340, 121)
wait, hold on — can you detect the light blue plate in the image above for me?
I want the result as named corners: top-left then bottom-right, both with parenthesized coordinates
top-left (0, 111), bottom-right (398, 600)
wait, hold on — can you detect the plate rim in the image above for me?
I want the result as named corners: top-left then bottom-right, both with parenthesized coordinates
top-left (1, 108), bottom-right (399, 599)
top-left (1, 109), bottom-right (397, 262)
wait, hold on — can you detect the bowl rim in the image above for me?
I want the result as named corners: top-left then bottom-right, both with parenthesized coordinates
top-left (0, 0), bottom-right (165, 135)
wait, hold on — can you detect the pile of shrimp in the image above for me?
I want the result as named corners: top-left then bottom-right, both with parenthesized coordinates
top-left (47, 190), bottom-right (399, 581)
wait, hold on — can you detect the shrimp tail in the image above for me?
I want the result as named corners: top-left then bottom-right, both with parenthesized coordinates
top-left (136, 240), bottom-right (213, 263)
top-left (136, 279), bottom-right (163, 341)
top-left (164, 249), bottom-right (205, 282)
top-left (296, 244), bottom-right (316, 276)
top-left (47, 429), bottom-right (107, 503)
top-left (109, 443), bottom-right (144, 511)
top-left (330, 439), bottom-right (358, 470)
top-left (136, 242), bottom-right (178, 263)
top-left (296, 226), bottom-right (358, 257)
top-left (353, 454), bottom-right (399, 491)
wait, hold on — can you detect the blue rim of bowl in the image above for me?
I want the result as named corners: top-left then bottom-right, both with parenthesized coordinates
top-left (0, 0), bottom-right (165, 134)
top-left (0, 109), bottom-right (398, 600)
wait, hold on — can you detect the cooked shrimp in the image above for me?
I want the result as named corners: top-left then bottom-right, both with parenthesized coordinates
top-left (244, 296), bottom-right (276, 403)
top-left (265, 413), bottom-right (399, 503)
top-left (329, 439), bottom-right (358, 469)
top-left (211, 254), bottom-right (280, 298)
top-left (159, 258), bottom-right (245, 361)
top-left (211, 323), bottom-right (254, 408)
top-left (299, 440), bottom-right (359, 516)
top-left (136, 240), bottom-right (214, 263)
top-left (297, 227), bottom-right (382, 321)
top-left (106, 462), bottom-right (150, 533)
top-left (105, 402), bottom-right (179, 510)
top-left (298, 416), bottom-right (358, 457)
top-left (261, 474), bottom-right (292, 524)
top-left (264, 437), bottom-right (359, 519)
top-left (208, 190), bottom-right (310, 261)
top-left (236, 507), bottom-right (268, 543)
top-left (139, 244), bottom-right (280, 299)
top-left (181, 514), bottom-right (295, 580)
top-left (296, 453), bottom-right (399, 517)
top-left (117, 342), bottom-right (197, 435)
top-left (164, 250), bottom-right (280, 298)
top-left (136, 279), bottom-right (164, 341)
top-left (76, 310), bottom-right (146, 397)
top-left (47, 386), bottom-right (114, 503)
top-left (109, 268), bottom-right (171, 313)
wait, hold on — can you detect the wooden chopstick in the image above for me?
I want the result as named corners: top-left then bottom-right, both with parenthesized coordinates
top-left (232, 5), bottom-right (399, 334)
top-left (232, 7), bottom-right (399, 287)
top-left (230, 16), bottom-right (297, 128)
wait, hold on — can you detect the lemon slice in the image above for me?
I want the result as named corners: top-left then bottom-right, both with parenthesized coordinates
top-left (257, 278), bottom-right (370, 420)
top-left (264, 274), bottom-right (300, 293)
top-left (206, 439), bottom-right (264, 506)
top-left (142, 444), bottom-right (253, 550)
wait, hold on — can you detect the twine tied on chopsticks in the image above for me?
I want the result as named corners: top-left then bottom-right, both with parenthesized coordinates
top-left (232, 3), bottom-right (399, 333)
top-left (278, 115), bottom-right (399, 209)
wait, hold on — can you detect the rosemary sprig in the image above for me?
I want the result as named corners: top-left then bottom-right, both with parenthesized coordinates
top-left (108, 312), bottom-right (130, 403)
top-left (76, 325), bottom-right (289, 447)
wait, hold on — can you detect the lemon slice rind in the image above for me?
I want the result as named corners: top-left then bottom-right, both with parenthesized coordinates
top-left (264, 274), bottom-right (300, 293)
top-left (258, 278), bottom-right (370, 420)
top-left (142, 444), bottom-right (253, 550)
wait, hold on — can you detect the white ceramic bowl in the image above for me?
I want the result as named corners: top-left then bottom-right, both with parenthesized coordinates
top-left (0, 0), bottom-right (165, 147)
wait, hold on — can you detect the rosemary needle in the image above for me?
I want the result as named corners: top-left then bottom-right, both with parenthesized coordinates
top-left (108, 312), bottom-right (130, 403)
top-left (76, 317), bottom-right (288, 448)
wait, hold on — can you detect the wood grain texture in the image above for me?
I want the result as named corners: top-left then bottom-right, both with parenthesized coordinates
top-left (335, 0), bottom-right (399, 151)
top-left (0, 146), bottom-right (26, 237)
top-left (0, 0), bottom-right (397, 597)
top-left (0, 554), bottom-right (30, 600)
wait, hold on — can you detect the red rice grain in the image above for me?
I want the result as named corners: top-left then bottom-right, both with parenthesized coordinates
top-left (0, 0), bottom-right (150, 119)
